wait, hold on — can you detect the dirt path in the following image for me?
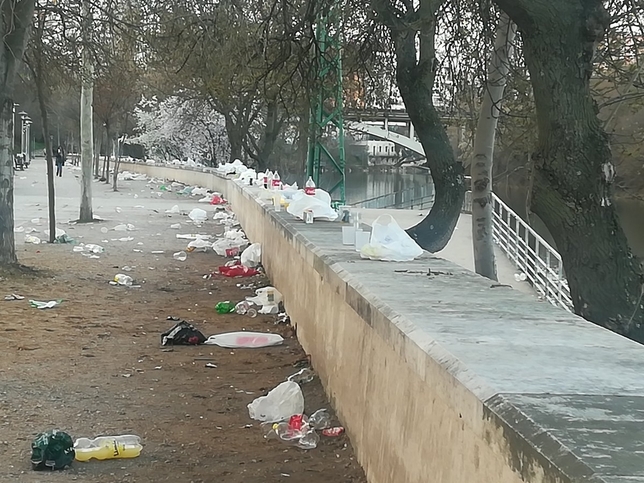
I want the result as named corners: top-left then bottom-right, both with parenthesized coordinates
top-left (1, 164), bottom-right (366, 482)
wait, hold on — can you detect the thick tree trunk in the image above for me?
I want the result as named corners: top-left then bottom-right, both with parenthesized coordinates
top-left (256, 99), bottom-right (282, 171)
top-left (0, 0), bottom-right (36, 264)
top-left (0, 100), bottom-right (16, 264)
top-left (374, 0), bottom-right (464, 252)
top-left (224, 115), bottom-right (243, 162)
top-left (79, 0), bottom-right (93, 222)
top-left (495, 0), bottom-right (644, 339)
top-left (471, 13), bottom-right (516, 281)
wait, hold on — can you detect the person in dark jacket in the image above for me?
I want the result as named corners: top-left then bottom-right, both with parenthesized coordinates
top-left (55, 146), bottom-right (65, 177)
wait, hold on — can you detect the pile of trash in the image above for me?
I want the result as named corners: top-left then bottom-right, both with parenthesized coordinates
top-left (215, 285), bottom-right (281, 316)
top-left (248, 372), bottom-right (344, 450)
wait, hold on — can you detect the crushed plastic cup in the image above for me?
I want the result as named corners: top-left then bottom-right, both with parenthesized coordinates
top-left (114, 274), bottom-right (133, 286)
top-left (235, 301), bottom-right (258, 318)
top-left (173, 251), bottom-right (187, 261)
top-left (309, 409), bottom-right (331, 430)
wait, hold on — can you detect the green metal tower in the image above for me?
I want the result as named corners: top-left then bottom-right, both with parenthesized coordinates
top-left (306, 6), bottom-right (345, 204)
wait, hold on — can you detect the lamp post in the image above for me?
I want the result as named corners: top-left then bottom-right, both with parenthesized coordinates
top-left (25, 119), bottom-right (32, 162)
top-left (12, 103), bottom-right (18, 157)
top-left (18, 111), bottom-right (27, 159)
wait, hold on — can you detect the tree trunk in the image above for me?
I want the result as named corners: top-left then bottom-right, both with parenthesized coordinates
top-left (104, 123), bottom-right (111, 184)
top-left (0, 100), bottom-right (16, 264)
top-left (0, 0), bottom-right (36, 264)
top-left (256, 99), bottom-right (282, 171)
top-left (79, 0), bottom-right (94, 222)
top-left (224, 114), bottom-right (243, 162)
top-left (113, 137), bottom-right (121, 191)
top-left (495, 0), bottom-right (644, 340)
top-left (471, 12), bottom-right (516, 281)
top-left (373, 0), bottom-right (465, 252)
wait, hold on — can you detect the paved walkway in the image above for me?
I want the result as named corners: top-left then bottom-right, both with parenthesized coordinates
top-left (360, 208), bottom-right (535, 295)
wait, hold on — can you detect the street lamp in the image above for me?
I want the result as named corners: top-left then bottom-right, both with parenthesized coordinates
top-left (18, 111), bottom-right (27, 159)
top-left (25, 119), bottom-right (32, 162)
top-left (12, 103), bottom-right (18, 157)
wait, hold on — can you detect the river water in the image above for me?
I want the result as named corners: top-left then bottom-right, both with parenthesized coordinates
top-left (336, 169), bottom-right (644, 259)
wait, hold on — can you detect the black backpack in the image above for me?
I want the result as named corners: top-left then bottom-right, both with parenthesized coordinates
top-left (161, 321), bottom-right (206, 346)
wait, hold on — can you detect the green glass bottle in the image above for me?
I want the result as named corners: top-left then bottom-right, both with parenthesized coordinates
top-left (215, 301), bottom-right (236, 314)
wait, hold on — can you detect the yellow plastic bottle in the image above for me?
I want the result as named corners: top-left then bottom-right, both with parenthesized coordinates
top-left (74, 437), bottom-right (142, 462)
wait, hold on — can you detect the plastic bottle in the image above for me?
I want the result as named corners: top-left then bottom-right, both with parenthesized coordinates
top-left (272, 171), bottom-right (281, 190)
top-left (235, 301), bottom-right (258, 318)
top-left (305, 177), bottom-right (316, 195)
top-left (215, 301), bottom-right (236, 314)
top-left (266, 171), bottom-right (274, 190)
top-left (74, 435), bottom-right (142, 462)
top-left (114, 274), bottom-right (133, 286)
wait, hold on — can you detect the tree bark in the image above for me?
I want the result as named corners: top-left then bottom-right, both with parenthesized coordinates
top-left (373, 0), bottom-right (465, 252)
top-left (79, 0), bottom-right (94, 222)
top-left (113, 136), bottom-right (121, 191)
top-left (471, 12), bottom-right (516, 281)
top-left (104, 122), bottom-right (111, 184)
top-left (225, 114), bottom-right (243, 162)
top-left (0, 0), bottom-right (36, 264)
top-left (494, 0), bottom-right (644, 340)
top-left (0, 100), bottom-right (17, 264)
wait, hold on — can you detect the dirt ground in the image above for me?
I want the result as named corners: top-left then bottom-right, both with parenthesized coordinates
top-left (1, 169), bottom-right (367, 482)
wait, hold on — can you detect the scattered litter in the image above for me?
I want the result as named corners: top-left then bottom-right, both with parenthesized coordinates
top-left (74, 435), bottom-right (142, 462)
top-left (73, 243), bottom-right (105, 254)
top-left (25, 227), bottom-right (39, 234)
top-left (204, 331), bottom-right (284, 349)
top-left (31, 430), bottom-right (75, 471)
top-left (187, 238), bottom-right (212, 251)
top-left (44, 228), bottom-right (66, 238)
top-left (54, 234), bottom-right (75, 244)
top-left (322, 427), bottom-right (344, 437)
top-left (246, 286), bottom-right (282, 314)
top-left (117, 237), bottom-right (134, 242)
top-left (30, 300), bottom-right (62, 309)
top-left (188, 208), bottom-right (207, 223)
top-left (161, 321), bottom-right (207, 346)
top-left (170, 223), bottom-right (181, 229)
top-left (113, 224), bottom-right (135, 231)
top-left (309, 409), bottom-right (331, 430)
top-left (113, 274), bottom-right (133, 286)
top-left (217, 262), bottom-right (259, 278)
top-left (205, 363), bottom-right (217, 368)
top-left (176, 234), bottom-right (212, 240)
top-left (121, 266), bottom-right (135, 272)
top-left (31, 217), bottom-right (41, 225)
top-left (25, 235), bottom-right (41, 244)
top-left (173, 251), bottom-right (187, 261)
top-left (287, 368), bottom-right (315, 384)
top-left (14, 226), bottom-right (24, 233)
top-left (240, 243), bottom-right (261, 267)
top-left (514, 272), bottom-right (528, 282)
top-left (151, 250), bottom-right (164, 254)
top-left (165, 205), bottom-right (180, 214)
top-left (248, 381), bottom-right (304, 422)
top-left (4, 294), bottom-right (24, 301)
top-left (360, 215), bottom-right (423, 261)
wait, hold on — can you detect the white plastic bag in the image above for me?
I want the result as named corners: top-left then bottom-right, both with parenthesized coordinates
top-left (247, 381), bottom-right (304, 422)
top-left (165, 205), bottom-right (180, 214)
top-left (246, 286), bottom-right (282, 313)
top-left (286, 190), bottom-right (338, 221)
top-left (240, 243), bottom-right (261, 267)
top-left (188, 208), bottom-right (207, 223)
top-left (212, 238), bottom-right (247, 256)
top-left (360, 215), bottom-right (424, 262)
top-left (205, 331), bottom-right (284, 348)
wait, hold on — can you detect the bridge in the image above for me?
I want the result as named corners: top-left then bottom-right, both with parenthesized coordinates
top-left (119, 159), bottom-right (644, 483)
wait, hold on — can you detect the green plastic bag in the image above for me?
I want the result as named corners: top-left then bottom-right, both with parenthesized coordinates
top-left (31, 430), bottom-right (75, 471)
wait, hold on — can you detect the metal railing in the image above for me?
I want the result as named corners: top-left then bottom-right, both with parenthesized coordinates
top-left (491, 194), bottom-right (573, 311)
top-left (352, 186), bottom-right (573, 312)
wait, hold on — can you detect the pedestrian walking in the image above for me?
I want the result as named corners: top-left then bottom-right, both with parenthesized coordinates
top-left (55, 145), bottom-right (65, 177)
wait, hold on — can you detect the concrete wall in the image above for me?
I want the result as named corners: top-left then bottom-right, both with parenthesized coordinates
top-left (121, 162), bottom-right (640, 483)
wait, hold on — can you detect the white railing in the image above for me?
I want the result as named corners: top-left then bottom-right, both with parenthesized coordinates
top-left (491, 193), bottom-right (573, 312)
